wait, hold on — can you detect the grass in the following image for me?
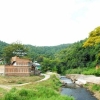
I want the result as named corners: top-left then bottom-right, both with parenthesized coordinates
top-left (22, 75), bottom-right (61, 90)
top-left (0, 75), bottom-right (44, 85)
top-left (84, 83), bottom-right (100, 100)
top-left (0, 88), bottom-right (8, 98)
top-left (91, 84), bottom-right (100, 91)
top-left (82, 68), bottom-right (100, 76)
top-left (1, 75), bottom-right (74, 100)
top-left (65, 67), bottom-right (85, 74)
top-left (65, 67), bottom-right (100, 76)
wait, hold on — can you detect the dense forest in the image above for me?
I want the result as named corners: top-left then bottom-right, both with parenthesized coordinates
top-left (39, 26), bottom-right (100, 74)
top-left (1, 26), bottom-right (100, 75)
top-left (0, 40), bottom-right (70, 64)
top-left (26, 44), bottom-right (71, 61)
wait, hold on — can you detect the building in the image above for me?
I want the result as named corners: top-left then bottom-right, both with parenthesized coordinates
top-left (0, 56), bottom-right (41, 76)
top-left (33, 61), bottom-right (41, 75)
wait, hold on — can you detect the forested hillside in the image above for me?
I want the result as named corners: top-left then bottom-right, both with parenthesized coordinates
top-left (1, 26), bottom-right (100, 75)
top-left (0, 40), bottom-right (70, 62)
top-left (41, 26), bottom-right (100, 74)
top-left (25, 44), bottom-right (71, 61)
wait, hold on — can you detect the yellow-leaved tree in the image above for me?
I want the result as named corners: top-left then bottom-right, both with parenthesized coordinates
top-left (83, 26), bottom-right (100, 47)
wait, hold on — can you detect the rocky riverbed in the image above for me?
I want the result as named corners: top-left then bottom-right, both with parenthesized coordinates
top-left (66, 74), bottom-right (100, 100)
top-left (66, 74), bottom-right (100, 85)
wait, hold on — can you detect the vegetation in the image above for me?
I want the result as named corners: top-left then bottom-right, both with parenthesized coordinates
top-left (0, 75), bottom-right (44, 85)
top-left (2, 42), bottom-right (28, 64)
top-left (0, 26), bottom-right (100, 75)
top-left (25, 44), bottom-right (70, 61)
top-left (40, 26), bottom-right (100, 75)
top-left (0, 26), bottom-right (100, 99)
top-left (1, 75), bottom-right (74, 100)
top-left (65, 67), bottom-right (100, 76)
top-left (83, 26), bottom-right (100, 47)
top-left (92, 84), bottom-right (100, 92)
top-left (0, 41), bottom-right (8, 60)
top-left (84, 83), bottom-right (100, 100)
top-left (0, 88), bottom-right (7, 98)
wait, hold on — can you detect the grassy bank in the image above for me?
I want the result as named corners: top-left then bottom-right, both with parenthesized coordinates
top-left (65, 67), bottom-right (100, 76)
top-left (0, 88), bottom-right (8, 98)
top-left (0, 75), bottom-right (44, 85)
top-left (65, 68), bottom-right (100, 100)
top-left (1, 75), bottom-right (74, 100)
top-left (84, 83), bottom-right (100, 100)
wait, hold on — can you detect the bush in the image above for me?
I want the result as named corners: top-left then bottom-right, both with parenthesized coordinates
top-left (65, 67), bottom-right (84, 74)
top-left (82, 68), bottom-right (100, 76)
top-left (92, 84), bottom-right (100, 92)
top-left (2, 75), bottom-right (74, 100)
top-left (3, 88), bottom-right (74, 100)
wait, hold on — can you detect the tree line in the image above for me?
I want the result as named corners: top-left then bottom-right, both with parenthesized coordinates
top-left (0, 26), bottom-right (100, 74)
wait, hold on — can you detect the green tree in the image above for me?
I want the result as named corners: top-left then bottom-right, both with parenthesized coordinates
top-left (3, 42), bottom-right (28, 64)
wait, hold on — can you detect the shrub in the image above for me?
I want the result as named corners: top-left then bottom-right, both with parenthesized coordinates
top-left (92, 84), bottom-right (100, 92)
top-left (3, 75), bottom-right (74, 100)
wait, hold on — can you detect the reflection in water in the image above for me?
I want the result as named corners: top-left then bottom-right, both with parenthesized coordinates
top-left (60, 77), bottom-right (97, 100)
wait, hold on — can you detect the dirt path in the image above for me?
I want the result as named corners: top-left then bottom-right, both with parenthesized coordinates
top-left (0, 74), bottom-right (50, 90)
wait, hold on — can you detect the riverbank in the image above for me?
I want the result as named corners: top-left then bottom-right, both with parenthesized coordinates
top-left (66, 74), bottom-right (100, 84)
top-left (84, 83), bottom-right (100, 100)
top-left (66, 74), bottom-right (100, 100)
top-left (0, 74), bottom-right (74, 100)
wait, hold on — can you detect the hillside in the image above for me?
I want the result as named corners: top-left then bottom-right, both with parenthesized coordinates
top-left (1, 26), bottom-right (100, 75)
top-left (26, 44), bottom-right (71, 60)
top-left (41, 26), bottom-right (100, 74)
top-left (0, 40), bottom-right (71, 61)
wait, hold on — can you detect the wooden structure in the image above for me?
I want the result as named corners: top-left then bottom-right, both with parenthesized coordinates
top-left (5, 56), bottom-right (35, 76)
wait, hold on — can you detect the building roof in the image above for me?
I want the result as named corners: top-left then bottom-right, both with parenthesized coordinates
top-left (11, 56), bottom-right (32, 64)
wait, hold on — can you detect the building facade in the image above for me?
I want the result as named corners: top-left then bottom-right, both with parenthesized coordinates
top-left (0, 56), bottom-right (40, 76)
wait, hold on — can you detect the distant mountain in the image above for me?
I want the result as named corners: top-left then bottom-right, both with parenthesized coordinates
top-left (25, 44), bottom-right (71, 60)
top-left (0, 40), bottom-right (71, 60)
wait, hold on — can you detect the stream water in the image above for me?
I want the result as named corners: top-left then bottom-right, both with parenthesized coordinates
top-left (60, 77), bottom-right (97, 100)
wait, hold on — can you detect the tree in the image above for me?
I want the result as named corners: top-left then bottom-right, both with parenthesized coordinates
top-left (3, 42), bottom-right (28, 64)
top-left (83, 26), bottom-right (100, 47)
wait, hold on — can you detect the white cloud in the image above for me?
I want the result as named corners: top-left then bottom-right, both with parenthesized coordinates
top-left (0, 0), bottom-right (100, 46)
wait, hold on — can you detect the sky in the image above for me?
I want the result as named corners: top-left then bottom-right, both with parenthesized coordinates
top-left (0, 0), bottom-right (100, 46)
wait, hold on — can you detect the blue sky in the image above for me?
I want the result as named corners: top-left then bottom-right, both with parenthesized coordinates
top-left (0, 0), bottom-right (100, 46)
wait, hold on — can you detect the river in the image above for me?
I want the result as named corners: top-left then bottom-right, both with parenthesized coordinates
top-left (60, 76), bottom-right (97, 100)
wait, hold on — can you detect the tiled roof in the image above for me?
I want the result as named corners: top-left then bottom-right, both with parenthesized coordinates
top-left (11, 56), bottom-right (32, 63)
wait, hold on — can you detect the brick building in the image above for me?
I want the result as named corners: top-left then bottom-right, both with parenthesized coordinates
top-left (0, 56), bottom-right (40, 76)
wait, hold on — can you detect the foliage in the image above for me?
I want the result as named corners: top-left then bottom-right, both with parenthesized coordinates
top-left (0, 41), bottom-right (8, 58)
top-left (83, 26), bottom-right (100, 47)
top-left (65, 67), bottom-right (85, 74)
top-left (91, 84), bottom-right (100, 92)
top-left (2, 42), bottom-right (28, 64)
top-left (3, 88), bottom-right (74, 100)
top-left (0, 75), bottom-right (43, 85)
top-left (45, 27), bottom-right (100, 74)
top-left (65, 67), bottom-right (100, 76)
top-left (84, 83), bottom-right (100, 100)
top-left (1, 26), bottom-right (100, 74)
top-left (82, 68), bottom-right (100, 76)
top-left (26, 44), bottom-right (70, 61)
top-left (0, 88), bottom-right (7, 98)
top-left (2, 75), bottom-right (74, 100)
